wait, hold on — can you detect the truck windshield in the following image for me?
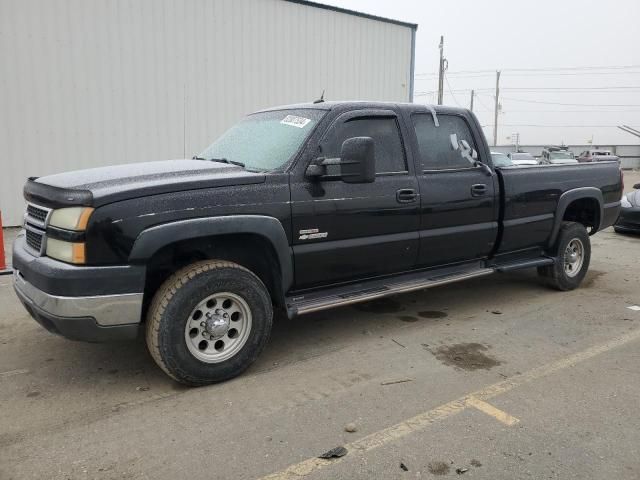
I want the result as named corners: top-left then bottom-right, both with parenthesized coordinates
top-left (198, 109), bottom-right (326, 171)
top-left (550, 152), bottom-right (574, 159)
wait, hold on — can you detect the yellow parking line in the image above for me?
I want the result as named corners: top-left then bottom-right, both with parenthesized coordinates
top-left (466, 396), bottom-right (519, 426)
top-left (259, 328), bottom-right (640, 480)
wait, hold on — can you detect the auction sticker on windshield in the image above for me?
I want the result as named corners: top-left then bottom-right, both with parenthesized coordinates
top-left (280, 115), bottom-right (311, 128)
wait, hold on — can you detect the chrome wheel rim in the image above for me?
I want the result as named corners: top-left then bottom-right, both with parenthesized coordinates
top-left (184, 292), bottom-right (252, 363)
top-left (564, 238), bottom-right (584, 278)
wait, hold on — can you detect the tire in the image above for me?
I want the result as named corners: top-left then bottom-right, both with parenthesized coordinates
top-left (146, 260), bottom-right (273, 386)
top-left (538, 222), bottom-right (591, 291)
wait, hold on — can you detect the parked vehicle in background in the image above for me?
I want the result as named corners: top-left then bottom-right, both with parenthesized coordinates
top-left (540, 146), bottom-right (578, 165)
top-left (508, 152), bottom-right (539, 166)
top-left (13, 102), bottom-right (623, 385)
top-left (615, 183), bottom-right (640, 234)
top-left (491, 151), bottom-right (513, 167)
top-left (577, 149), bottom-right (620, 163)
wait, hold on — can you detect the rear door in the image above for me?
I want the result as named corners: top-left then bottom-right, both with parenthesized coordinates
top-left (290, 109), bottom-right (420, 289)
top-left (406, 109), bottom-right (499, 267)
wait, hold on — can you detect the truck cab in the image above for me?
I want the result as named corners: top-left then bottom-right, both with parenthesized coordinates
top-left (540, 146), bottom-right (578, 165)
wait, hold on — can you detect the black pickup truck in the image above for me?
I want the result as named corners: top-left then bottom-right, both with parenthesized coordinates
top-left (13, 101), bottom-right (622, 385)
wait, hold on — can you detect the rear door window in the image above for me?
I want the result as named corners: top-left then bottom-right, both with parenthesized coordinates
top-left (412, 114), bottom-right (478, 171)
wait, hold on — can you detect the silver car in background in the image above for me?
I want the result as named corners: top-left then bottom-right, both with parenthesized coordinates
top-left (507, 152), bottom-right (539, 166)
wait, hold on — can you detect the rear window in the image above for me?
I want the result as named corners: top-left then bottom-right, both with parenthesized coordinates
top-left (412, 114), bottom-right (478, 171)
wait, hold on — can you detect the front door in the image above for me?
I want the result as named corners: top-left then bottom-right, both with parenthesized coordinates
top-left (290, 109), bottom-right (420, 289)
top-left (407, 111), bottom-right (499, 267)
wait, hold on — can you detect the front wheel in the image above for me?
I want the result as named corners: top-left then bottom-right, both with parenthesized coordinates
top-left (538, 222), bottom-right (591, 291)
top-left (146, 260), bottom-right (273, 386)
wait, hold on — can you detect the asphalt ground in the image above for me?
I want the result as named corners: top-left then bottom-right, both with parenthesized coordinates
top-left (0, 171), bottom-right (638, 480)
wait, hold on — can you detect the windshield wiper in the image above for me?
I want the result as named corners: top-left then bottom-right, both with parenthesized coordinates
top-left (192, 155), bottom-right (246, 168)
top-left (210, 158), bottom-right (246, 168)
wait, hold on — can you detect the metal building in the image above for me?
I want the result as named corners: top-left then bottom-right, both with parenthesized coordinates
top-left (0, 0), bottom-right (417, 225)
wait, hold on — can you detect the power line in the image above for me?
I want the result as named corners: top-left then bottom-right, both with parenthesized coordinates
top-left (416, 86), bottom-right (640, 95)
top-left (444, 73), bottom-right (462, 107)
top-left (475, 94), bottom-right (493, 112)
top-left (416, 71), bottom-right (640, 79)
top-left (414, 64), bottom-right (640, 77)
top-left (475, 93), bottom-right (640, 107)
top-left (498, 86), bottom-right (640, 91)
top-left (494, 109), bottom-right (640, 113)
top-left (480, 124), bottom-right (640, 128)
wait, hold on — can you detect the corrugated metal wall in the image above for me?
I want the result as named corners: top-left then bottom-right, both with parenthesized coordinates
top-left (0, 0), bottom-right (415, 225)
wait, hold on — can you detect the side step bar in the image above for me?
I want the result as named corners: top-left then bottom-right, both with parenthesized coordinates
top-left (286, 268), bottom-right (493, 317)
top-left (494, 257), bottom-right (554, 272)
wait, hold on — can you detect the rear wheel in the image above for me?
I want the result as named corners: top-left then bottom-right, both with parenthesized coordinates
top-left (146, 260), bottom-right (273, 386)
top-left (538, 222), bottom-right (590, 291)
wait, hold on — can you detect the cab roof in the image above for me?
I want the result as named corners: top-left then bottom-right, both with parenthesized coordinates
top-left (255, 101), bottom-right (470, 116)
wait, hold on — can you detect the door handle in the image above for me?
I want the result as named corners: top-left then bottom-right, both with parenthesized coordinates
top-left (396, 188), bottom-right (418, 203)
top-left (471, 184), bottom-right (487, 196)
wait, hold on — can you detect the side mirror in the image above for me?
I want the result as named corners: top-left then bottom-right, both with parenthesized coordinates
top-left (339, 137), bottom-right (375, 183)
top-left (634, 183), bottom-right (640, 189)
top-left (305, 136), bottom-right (376, 183)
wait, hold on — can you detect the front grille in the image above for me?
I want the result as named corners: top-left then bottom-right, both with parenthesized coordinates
top-left (27, 204), bottom-right (49, 223)
top-left (25, 228), bottom-right (44, 254)
top-left (23, 203), bottom-right (50, 256)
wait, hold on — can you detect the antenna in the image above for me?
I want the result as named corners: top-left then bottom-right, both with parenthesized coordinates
top-left (313, 89), bottom-right (325, 104)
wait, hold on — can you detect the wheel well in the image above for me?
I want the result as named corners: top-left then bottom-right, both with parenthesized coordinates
top-left (563, 198), bottom-right (600, 233)
top-left (143, 234), bottom-right (284, 314)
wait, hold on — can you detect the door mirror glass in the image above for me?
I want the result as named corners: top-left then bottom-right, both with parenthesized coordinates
top-left (339, 137), bottom-right (375, 183)
top-left (304, 136), bottom-right (376, 183)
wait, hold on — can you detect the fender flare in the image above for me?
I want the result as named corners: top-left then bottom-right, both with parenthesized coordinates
top-left (128, 215), bottom-right (293, 292)
top-left (548, 187), bottom-right (603, 248)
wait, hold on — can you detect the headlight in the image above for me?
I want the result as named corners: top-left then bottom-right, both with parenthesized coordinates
top-left (49, 207), bottom-right (94, 231)
top-left (621, 196), bottom-right (632, 208)
top-left (45, 237), bottom-right (86, 264)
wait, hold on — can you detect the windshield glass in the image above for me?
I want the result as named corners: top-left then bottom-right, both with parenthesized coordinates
top-left (511, 153), bottom-right (535, 160)
top-left (491, 153), bottom-right (512, 167)
top-left (550, 151), bottom-right (574, 159)
top-left (198, 109), bottom-right (326, 171)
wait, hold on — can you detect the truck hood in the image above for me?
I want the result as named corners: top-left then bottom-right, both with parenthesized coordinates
top-left (24, 159), bottom-right (266, 208)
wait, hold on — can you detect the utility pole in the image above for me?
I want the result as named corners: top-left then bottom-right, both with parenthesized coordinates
top-left (470, 89), bottom-right (474, 112)
top-left (437, 36), bottom-right (446, 105)
top-left (493, 70), bottom-right (501, 146)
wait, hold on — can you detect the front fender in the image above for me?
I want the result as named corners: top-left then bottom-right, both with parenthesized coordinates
top-left (128, 215), bottom-right (293, 292)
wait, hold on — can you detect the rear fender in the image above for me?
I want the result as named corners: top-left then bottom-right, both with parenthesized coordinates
top-left (548, 187), bottom-right (603, 247)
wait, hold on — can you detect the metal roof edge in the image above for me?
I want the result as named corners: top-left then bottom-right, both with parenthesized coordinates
top-left (282, 0), bottom-right (418, 29)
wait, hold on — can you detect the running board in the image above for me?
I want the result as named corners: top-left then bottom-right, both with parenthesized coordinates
top-left (494, 257), bottom-right (555, 272)
top-left (286, 268), bottom-right (493, 317)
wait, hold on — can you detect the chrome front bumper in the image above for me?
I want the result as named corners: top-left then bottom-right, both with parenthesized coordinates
top-left (14, 269), bottom-right (143, 327)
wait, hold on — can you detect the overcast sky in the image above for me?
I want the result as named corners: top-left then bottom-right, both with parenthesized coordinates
top-left (328, 0), bottom-right (640, 146)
